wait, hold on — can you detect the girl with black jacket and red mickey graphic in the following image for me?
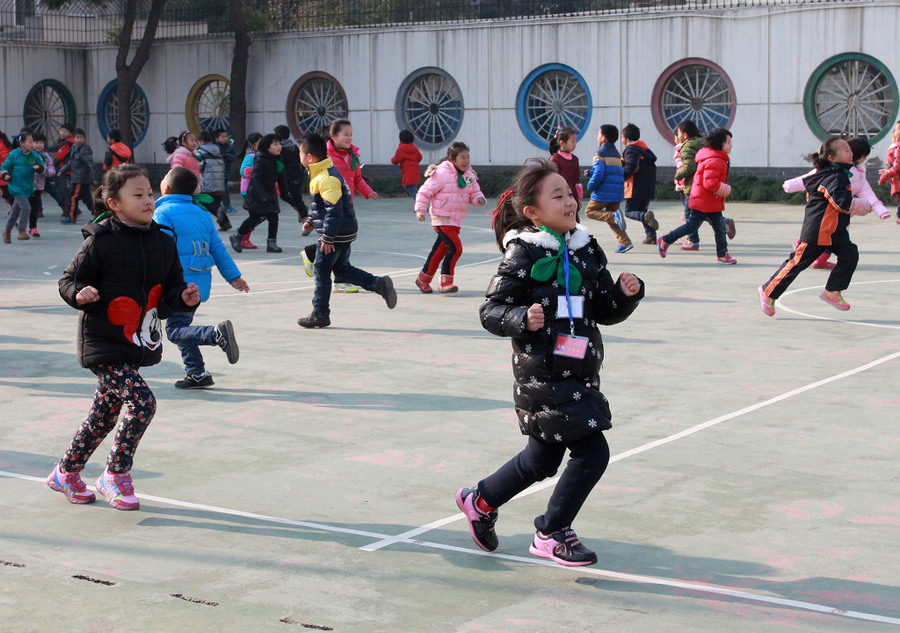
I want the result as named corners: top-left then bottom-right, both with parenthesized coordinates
top-left (49, 165), bottom-right (199, 511)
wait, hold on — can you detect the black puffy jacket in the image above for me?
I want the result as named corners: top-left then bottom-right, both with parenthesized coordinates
top-left (243, 152), bottom-right (292, 216)
top-left (799, 162), bottom-right (853, 246)
top-left (59, 217), bottom-right (195, 369)
top-left (480, 225), bottom-right (644, 443)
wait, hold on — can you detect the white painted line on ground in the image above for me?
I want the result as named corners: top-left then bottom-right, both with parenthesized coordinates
top-left (2, 468), bottom-right (898, 626)
top-left (775, 279), bottom-right (900, 329)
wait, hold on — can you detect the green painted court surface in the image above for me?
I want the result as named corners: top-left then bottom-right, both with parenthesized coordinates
top-left (1, 198), bottom-right (899, 632)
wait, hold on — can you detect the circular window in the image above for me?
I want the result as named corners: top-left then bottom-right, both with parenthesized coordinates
top-left (23, 80), bottom-right (77, 142)
top-left (97, 80), bottom-right (150, 147)
top-left (804, 53), bottom-right (899, 143)
top-left (652, 58), bottom-right (736, 142)
top-left (186, 74), bottom-right (230, 137)
top-left (286, 72), bottom-right (349, 140)
top-left (516, 64), bottom-right (592, 149)
top-left (395, 68), bottom-right (464, 149)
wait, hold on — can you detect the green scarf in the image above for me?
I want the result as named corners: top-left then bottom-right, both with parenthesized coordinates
top-left (349, 149), bottom-right (360, 171)
top-left (456, 169), bottom-right (466, 188)
top-left (830, 162), bottom-right (853, 180)
top-left (192, 193), bottom-right (215, 206)
top-left (529, 226), bottom-right (582, 293)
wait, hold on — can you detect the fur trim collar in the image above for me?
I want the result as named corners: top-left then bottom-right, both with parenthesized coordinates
top-left (503, 224), bottom-right (591, 250)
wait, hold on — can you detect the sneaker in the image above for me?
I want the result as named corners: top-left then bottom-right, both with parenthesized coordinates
top-left (334, 283), bottom-right (359, 293)
top-left (60, 217), bottom-right (74, 224)
top-left (717, 254), bottom-right (737, 265)
top-left (301, 249), bottom-right (315, 278)
top-left (375, 276), bottom-right (397, 309)
top-left (758, 286), bottom-right (775, 317)
top-left (30, 228), bottom-right (40, 238)
top-left (680, 240), bottom-right (698, 251)
top-left (529, 528), bottom-right (597, 566)
top-left (820, 290), bottom-right (850, 311)
top-left (614, 243), bottom-right (633, 253)
top-left (656, 237), bottom-right (669, 258)
top-left (726, 217), bottom-right (736, 240)
top-left (613, 209), bottom-right (626, 231)
top-left (812, 259), bottom-right (836, 270)
top-left (96, 470), bottom-right (140, 511)
top-left (214, 320), bottom-right (239, 364)
top-left (46, 464), bottom-right (96, 504)
top-left (297, 310), bottom-right (331, 328)
top-left (228, 232), bottom-right (243, 253)
top-left (455, 487), bottom-right (498, 552)
top-left (174, 372), bottom-right (215, 389)
top-left (643, 210), bottom-right (659, 231)
top-left (226, 206), bottom-right (236, 214)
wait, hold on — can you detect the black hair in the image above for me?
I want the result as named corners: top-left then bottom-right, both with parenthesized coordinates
top-left (705, 128), bottom-right (732, 151)
top-left (92, 164), bottom-right (149, 218)
top-left (622, 123), bottom-right (640, 141)
top-left (258, 133), bottom-right (280, 155)
top-left (847, 137), bottom-right (871, 163)
top-left (300, 133), bottom-right (328, 161)
top-left (328, 118), bottom-right (351, 138)
top-left (274, 125), bottom-right (291, 141)
top-left (61, 122), bottom-right (74, 134)
top-left (490, 158), bottom-right (560, 251)
top-left (446, 141), bottom-right (469, 162)
top-left (163, 166), bottom-right (199, 196)
top-left (107, 129), bottom-right (122, 143)
top-left (241, 132), bottom-right (262, 155)
top-left (549, 126), bottom-right (578, 155)
top-left (214, 129), bottom-right (228, 137)
top-left (399, 129), bottom-right (414, 144)
top-left (32, 132), bottom-right (46, 143)
top-left (72, 128), bottom-right (86, 137)
top-left (162, 137), bottom-right (179, 154)
top-left (198, 130), bottom-right (214, 143)
top-left (675, 119), bottom-right (701, 138)
top-left (599, 124), bottom-right (618, 144)
top-left (808, 136), bottom-right (847, 170)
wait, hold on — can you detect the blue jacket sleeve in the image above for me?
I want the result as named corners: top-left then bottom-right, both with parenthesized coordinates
top-left (586, 159), bottom-right (606, 193)
top-left (210, 232), bottom-right (241, 283)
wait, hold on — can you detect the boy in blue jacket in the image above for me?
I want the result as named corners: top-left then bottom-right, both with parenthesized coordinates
top-left (153, 167), bottom-right (250, 389)
top-left (584, 124), bottom-right (633, 253)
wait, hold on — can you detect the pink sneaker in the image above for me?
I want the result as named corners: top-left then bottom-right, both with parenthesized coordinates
top-left (46, 464), bottom-right (96, 504)
top-left (529, 528), bottom-right (597, 566)
top-left (96, 470), bottom-right (140, 510)
top-left (455, 487), bottom-right (498, 551)
top-left (717, 254), bottom-right (737, 265)
top-left (680, 240), bottom-right (699, 251)
top-left (820, 290), bottom-right (850, 311)
top-left (758, 286), bottom-right (775, 317)
top-left (656, 237), bottom-right (669, 258)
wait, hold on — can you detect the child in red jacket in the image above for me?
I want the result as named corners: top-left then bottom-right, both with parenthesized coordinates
top-left (877, 121), bottom-right (900, 223)
top-left (657, 128), bottom-right (737, 265)
top-left (391, 129), bottom-right (422, 197)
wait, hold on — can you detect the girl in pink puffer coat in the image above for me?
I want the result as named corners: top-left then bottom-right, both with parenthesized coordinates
top-left (413, 142), bottom-right (486, 293)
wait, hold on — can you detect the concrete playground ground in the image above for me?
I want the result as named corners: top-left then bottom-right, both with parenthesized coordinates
top-left (1, 195), bottom-right (899, 632)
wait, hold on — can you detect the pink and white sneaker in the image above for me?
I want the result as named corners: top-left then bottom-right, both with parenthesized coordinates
top-left (96, 470), bottom-right (140, 510)
top-left (758, 286), bottom-right (775, 317)
top-left (529, 528), bottom-right (597, 566)
top-left (820, 290), bottom-right (850, 311)
top-left (46, 464), bottom-right (96, 504)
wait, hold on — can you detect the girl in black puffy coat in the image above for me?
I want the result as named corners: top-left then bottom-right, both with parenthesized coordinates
top-left (456, 159), bottom-right (644, 566)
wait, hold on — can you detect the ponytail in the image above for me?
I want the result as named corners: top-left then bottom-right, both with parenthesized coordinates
top-left (490, 158), bottom-right (559, 251)
top-left (808, 136), bottom-right (843, 170)
top-left (162, 136), bottom-right (179, 154)
top-left (549, 126), bottom-right (577, 155)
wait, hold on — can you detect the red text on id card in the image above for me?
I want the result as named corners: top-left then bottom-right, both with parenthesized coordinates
top-left (553, 334), bottom-right (588, 359)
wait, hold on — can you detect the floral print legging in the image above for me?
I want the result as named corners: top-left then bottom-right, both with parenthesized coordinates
top-left (59, 362), bottom-right (157, 474)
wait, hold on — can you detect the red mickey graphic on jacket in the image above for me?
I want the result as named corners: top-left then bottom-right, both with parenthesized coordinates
top-left (106, 284), bottom-right (163, 350)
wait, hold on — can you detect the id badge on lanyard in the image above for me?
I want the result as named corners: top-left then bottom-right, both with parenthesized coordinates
top-left (553, 242), bottom-right (588, 359)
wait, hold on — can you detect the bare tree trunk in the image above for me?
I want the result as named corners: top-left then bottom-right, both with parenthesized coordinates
top-left (229, 0), bottom-right (251, 153)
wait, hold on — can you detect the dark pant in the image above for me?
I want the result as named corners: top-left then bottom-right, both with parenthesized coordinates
top-left (423, 225), bottom-right (463, 276)
top-left (624, 198), bottom-right (655, 238)
top-left (59, 362), bottom-right (157, 474)
top-left (312, 241), bottom-right (378, 316)
top-left (28, 190), bottom-right (43, 230)
top-left (287, 180), bottom-right (308, 217)
top-left (762, 239), bottom-right (859, 300)
top-left (478, 432), bottom-right (610, 534)
top-left (681, 194), bottom-right (700, 244)
top-left (662, 210), bottom-right (728, 257)
top-left (165, 311), bottom-right (216, 376)
top-left (238, 212), bottom-right (278, 240)
top-left (67, 181), bottom-right (93, 219)
top-left (198, 193), bottom-right (227, 229)
top-left (45, 177), bottom-right (67, 211)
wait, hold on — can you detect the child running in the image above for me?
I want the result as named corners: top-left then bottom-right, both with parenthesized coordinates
top-left (620, 123), bottom-right (659, 244)
top-left (759, 137), bottom-right (856, 316)
top-left (878, 121), bottom-right (900, 223)
top-left (413, 141), bottom-right (486, 293)
top-left (456, 159), bottom-right (644, 566)
top-left (1, 130), bottom-right (45, 243)
top-left (657, 128), bottom-right (737, 264)
top-left (49, 165), bottom-right (200, 510)
top-left (391, 129), bottom-right (423, 197)
top-left (296, 133), bottom-right (396, 328)
top-left (153, 166), bottom-right (248, 389)
top-left (584, 124), bottom-right (632, 252)
top-left (238, 132), bottom-right (262, 249)
top-left (29, 132), bottom-right (55, 238)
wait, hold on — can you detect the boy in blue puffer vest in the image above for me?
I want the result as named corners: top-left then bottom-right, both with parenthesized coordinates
top-left (584, 124), bottom-right (633, 253)
top-left (153, 167), bottom-right (250, 389)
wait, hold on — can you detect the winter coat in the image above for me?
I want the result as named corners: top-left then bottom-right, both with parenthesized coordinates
top-left (33, 151), bottom-right (56, 191)
top-left (327, 139), bottom-right (374, 200)
top-left (622, 140), bottom-right (657, 200)
top-left (783, 164), bottom-right (889, 219)
top-left (69, 143), bottom-right (94, 185)
top-left (798, 163), bottom-right (853, 247)
top-left (586, 143), bottom-right (624, 203)
top-left (243, 152), bottom-right (291, 216)
top-left (391, 142), bottom-right (423, 186)
top-left (103, 142), bottom-right (133, 170)
top-left (196, 143), bottom-right (226, 193)
top-left (308, 157), bottom-right (358, 245)
top-left (549, 151), bottom-right (582, 200)
top-left (55, 136), bottom-right (74, 176)
top-left (58, 217), bottom-right (195, 369)
top-left (878, 142), bottom-right (900, 197)
top-left (1, 148), bottom-right (45, 197)
top-left (480, 225), bottom-right (644, 444)
top-left (673, 137), bottom-right (705, 196)
top-left (279, 137), bottom-right (306, 185)
top-left (413, 160), bottom-right (485, 227)
top-left (217, 140), bottom-right (236, 174)
top-left (153, 194), bottom-right (241, 302)
top-left (168, 146), bottom-right (202, 181)
top-left (240, 150), bottom-right (255, 194)
top-left (688, 148), bottom-right (731, 213)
